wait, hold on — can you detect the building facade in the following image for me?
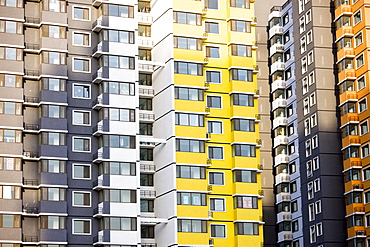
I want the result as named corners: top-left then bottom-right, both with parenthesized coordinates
top-left (0, 0), bottom-right (263, 246)
top-left (268, 0), bottom-right (347, 246)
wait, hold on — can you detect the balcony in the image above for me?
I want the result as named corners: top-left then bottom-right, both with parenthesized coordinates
top-left (23, 179), bottom-right (39, 187)
top-left (138, 37), bottom-right (154, 48)
top-left (269, 25), bottom-right (284, 38)
top-left (270, 62), bottom-right (285, 74)
top-left (23, 206), bottom-right (39, 215)
top-left (24, 17), bottom-right (41, 27)
top-left (140, 164), bottom-right (156, 173)
top-left (139, 88), bottom-right (155, 97)
top-left (141, 190), bottom-right (156, 199)
top-left (273, 135), bottom-right (288, 147)
top-left (336, 26), bottom-right (354, 39)
top-left (278, 231), bottom-right (293, 242)
top-left (276, 193), bottom-right (291, 204)
top-left (138, 12), bottom-right (153, 24)
top-left (340, 91), bottom-right (357, 104)
top-left (271, 79), bottom-right (286, 92)
top-left (23, 235), bottom-right (38, 243)
top-left (274, 154), bottom-right (289, 165)
top-left (25, 43), bottom-right (40, 53)
top-left (276, 212), bottom-right (292, 223)
top-left (272, 98), bottom-right (287, 110)
top-left (272, 116), bottom-right (288, 129)
top-left (23, 123), bottom-right (39, 133)
top-left (343, 157), bottom-right (362, 171)
top-left (269, 44), bottom-right (284, 56)
top-left (275, 174), bottom-right (290, 184)
top-left (335, 4), bottom-right (352, 17)
top-left (23, 151), bottom-right (39, 160)
top-left (139, 112), bottom-right (155, 122)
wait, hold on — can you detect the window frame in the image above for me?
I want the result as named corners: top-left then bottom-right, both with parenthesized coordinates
top-left (72, 136), bottom-right (91, 153)
top-left (72, 163), bottom-right (91, 180)
top-left (72, 110), bottom-right (91, 126)
top-left (72, 31), bottom-right (91, 47)
top-left (210, 224), bottom-right (226, 238)
top-left (72, 191), bottom-right (91, 207)
top-left (72, 219), bottom-right (91, 235)
top-left (72, 83), bottom-right (91, 99)
top-left (210, 197), bottom-right (226, 212)
top-left (72, 57), bottom-right (91, 73)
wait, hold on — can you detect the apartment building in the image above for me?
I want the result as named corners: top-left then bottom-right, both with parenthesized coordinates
top-left (268, 0), bottom-right (347, 246)
top-left (334, 0), bottom-right (370, 246)
top-left (0, 0), bottom-right (263, 246)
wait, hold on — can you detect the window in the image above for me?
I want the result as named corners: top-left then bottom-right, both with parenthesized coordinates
top-left (0, 157), bottom-right (21, 171)
top-left (292, 220), bottom-right (299, 232)
top-left (205, 0), bottom-right (218, 9)
top-left (0, 129), bottom-right (22, 143)
top-left (99, 190), bottom-right (136, 203)
top-left (140, 174), bottom-right (153, 186)
top-left (175, 113), bottom-right (204, 127)
top-left (211, 225), bottom-right (226, 238)
top-left (100, 55), bottom-right (135, 69)
top-left (354, 10), bottom-right (362, 25)
top-left (208, 121), bottom-right (222, 134)
top-left (315, 200), bottom-right (322, 214)
top-left (310, 226), bottom-right (316, 243)
top-left (100, 217), bottom-right (137, 231)
top-left (178, 220), bottom-right (207, 232)
top-left (345, 169), bottom-right (360, 182)
top-left (207, 95), bottom-right (222, 108)
top-left (174, 61), bottom-right (203, 75)
top-left (140, 123), bottom-right (152, 136)
top-left (305, 140), bottom-right (312, 157)
top-left (299, 16), bottom-right (305, 33)
top-left (140, 148), bottom-right (153, 161)
top-left (177, 192), bottom-right (206, 206)
top-left (298, 0), bottom-right (304, 12)
top-left (176, 166), bottom-right (206, 179)
top-left (233, 144), bottom-right (256, 157)
top-left (308, 182), bottom-right (314, 200)
top-left (283, 31), bottom-right (290, 44)
top-left (206, 71), bottom-right (221, 84)
top-left (310, 93), bottom-right (316, 106)
top-left (0, 74), bottom-right (22, 88)
top-left (306, 10), bottom-right (312, 23)
top-left (0, 215), bottom-right (20, 228)
top-left (355, 32), bottom-right (363, 47)
top-left (41, 105), bottom-right (66, 118)
top-left (235, 223), bottom-right (259, 235)
top-left (43, 0), bottom-right (66, 12)
top-left (361, 121), bottom-right (369, 136)
top-left (141, 200), bottom-right (154, 212)
top-left (307, 30), bottom-right (313, 44)
top-left (73, 32), bottom-right (90, 46)
top-left (73, 192), bottom-right (91, 207)
top-left (174, 37), bottom-right (202, 50)
top-left (278, 221), bottom-right (291, 232)
top-left (175, 87), bottom-right (204, 101)
top-left (42, 25), bottom-right (66, 39)
top-left (283, 13), bottom-right (289, 25)
top-left (209, 172), bottom-right (224, 185)
top-left (176, 139), bottom-right (205, 153)
top-left (308, 51), bottom-right (314, 64)
top-left (230, 20), bottom-right (251, 32)
top-left (73, 6), bottom-right (89, 20)
top-left (41, 188), bottom-right (65, 201)
top-left (359, 99), bottom-right (367, 113)
top-left (344, 146), bottom-right (359, 160)
top-left (231, 44), bottom-right (252, 57)
top-left (314, 179), bottom-right (320, 192)
top-left (40, 216), bottom-right (65, 229)
top-left (73, 137), bottom-right (90, 152)
top-left (340, 102), bottom-right (357, 116)
top-left (288, 143), bottom-right (295, 155)
top-left (301, 57), bottom-right (307, 74)
top-left (101, 4), bottom-right (134, 18)
top-left (358, 76), bottom-right (366, 91)
top-left (73, 219), bottom-right (90, 234)
top-left (309, 203), bottom-right (315, 221)
top-left (72, 58), bottom-right (90, 72)
top-left (99, 108), bottom-right (135, 122)
top-left (234, 170), bottom-right (256, 183)
top-left (102, 81), bottom-right (135, 95)
top-left (287, 124), bottom-right (294, 136)
top-left (99, 162), bottom-right (136, 176)
top-left (141, 226), bottom-right (155, 238)
top-left (234, 196), bottom-right (258, 209)
top-left (205, 22), bottom-right (219, 34)
top-left (42, 51), bottom-right (66, 64)
top-left (0, 21), bottom-right (22, 34)
top-left (232, 94), bottom-right (254, 106)
top-left (206, 46), bottom-right (220, 58)
top-left (173, 12), bottom-right (202, 25)
top-left (300, 37), bottom-right (306, 54)
top-left (40, 160), bottom-right (65, 173)
top-left (230, 0), bottom-right (250, 8)
top-left (291, 201), bottom-right (298, 212)
top-left (1, 0), bottom-right (22, 7)
top-left (73, 84), bottom-right (90, 99)
top-left (231, 69), bottom-right (253, 81)
top-left (0, 102), bottom-right (21, 115)
top-left (356, 54), bottom-right (364, 68)
top-left (41, 78), bottom-right (66, 91)
top-left (73, 111), bottom-right (90, 125)
top-left (73, 164), bottom-right (90, 179)
top-left (233, 119), bottom-right (255, 132)
top-left (312, 135), bottom-right (318, 149)
top-left (0, 186), bottom-right (20, 199)
top-left (210, 198), bottom-right (225, 211)
top-left (362, 144), bottom-right (370, 158)
top-left (100, 29), bottom-right (134, 44)
top-left (99, 135), bottom-right (135, 149)
top-left (290, 181), bottom-right (297, 193)
top-left (0, 47), bottom-right (22, 60)
top-left (366, 191), bottom-right (370, 204)
top-left (41, 132), bottom-right (66, 146)
top-left (139, 73), bottom-right (152, 86)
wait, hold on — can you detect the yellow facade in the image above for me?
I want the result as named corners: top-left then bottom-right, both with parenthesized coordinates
top-left (173, 0), bottom-right (263, 246)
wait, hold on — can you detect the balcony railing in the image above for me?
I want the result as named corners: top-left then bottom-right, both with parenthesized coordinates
top-left (23, 151), bottom-right (39, 158)
top-left (139, 88), bottom-right (155, 96)
top-left (140, 164), bottom-right (155, 172)
top-left (139, 113), bottom-right (155, 121)
top-left (141, 244), bottom-right (157, 247)
top-left (25, 17), bottom-right (40, 24)
top-left (24, 124), bottom-right (39, 130)
top-left (25, 70), bottom-right (40, 77)
top-left (24, 179), bottom-right (39, 186)
top-left (23, 206), bottom-right (39, 214)
top-left (25, 43), bottom-right (40, 50)
top-left (23, 235), bottom-right (39, 242)
top-left (140, 190), bottom-right (156, 198)
top-left (24, 96), bottom-right (40, 103)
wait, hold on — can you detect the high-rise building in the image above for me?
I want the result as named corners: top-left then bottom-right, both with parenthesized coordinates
top-left (334, 0), bottom-right (370, 246)
top-left (0, 0), bottom-right (264, 246)
top-left (268, 0), bottom-right (347, 246)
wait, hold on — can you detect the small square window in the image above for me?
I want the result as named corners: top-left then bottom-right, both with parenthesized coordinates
top-left (205, 22), bottom-right (219, 34)
top-left (73, 164), bottom-right (91, 179)
top-left (206, 47), bottom-right (220, 58)
top-left (358, 76), bottom-right (366, 91)
top-left (73, 84), bottom-right (90, 99)
top-left (354, 10), bottom-right (362, 25)
top-left (73, 219), bottom-right (91, 235)
top-left (206, 0), bottom-right (218, 10)
top-left (73, 111), bottom-right (91, 125)
top-left (208, 121), bottom-right (222, 134)
top-left (307, 30), bottom-right (313, 44)
top-left (73, 58), bottom-right (90, 73)
top-left (207, 95), bottom-right (222, 108)
top-left (73, 191), bottom-right (91, 207)
top-left (206, 71), bottom-right (221, 84)
top-left (210, 198), bottom-right (225, 211)
top-left (355, 32), bottom-right (363, 47)
top-left (359, 99), bottom-right (367, 113)
top-left (73, 137), bottom-right (91, 152)
top-left (208, 146), bottom-right (223, 159)
top-left (210, 224), bottom-right (226, 238)
top-left (360, 121), bottom-right (369, 136)
top-left (73, 6), bottom-right (90, 20)
top-left (209, 172), bottom-right (224, 185)
top-left (73, 32), bottom-right (90, 46)
top-left (356, 54), bottom-right (364, 69)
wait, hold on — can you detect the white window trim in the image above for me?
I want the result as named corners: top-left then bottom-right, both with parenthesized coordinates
top-left (315, 200), bottom-right (322, 214)
top-left (72, 5), bottom-right (91, 21)
top-left (210, 224), bottom-right (227, 238)
top-left (313, 157), bottom-right (319, 170)
top-left (209, 171), bottom-right (225, 186)
top-left (72, 31), bottom-right (91, 47)
top-left (365, 214), bottom-right (370, 227)
top-left (312, 135), bottom-right (318, 149)
top-left (356, 53), bottom-right (365, 69)
top-left (72, 163), bottom-right (91, 180)
top-left (207, 120), bottom-right (223, 134)
top-left (360, 120), bottom-right (369, 136)
top-left (308, 182), bottom-right (314, 200)
top-left (358, 76), bottom-right (366, 91)
top-left (72, 191), bottom-right (91, 207)
top-left (308, 51), bottom-right (314, 65)
top-left (72, 57), bottom-right (91, 73)
top-left (72, 110), bottom-right (91, 126)
top-left (365, 190), bottom-right (370, 204)
top-left (361, 144), bottom-right (370, 158)
top-left (72, 219), bottom-right (91, 235)
top-left (206, 70), bottom-right (222, 84)
top-left (208, 145), bottom-right (224, 160)
top-left (72, 136), bottom-right (91, 153)
top-left (359, 98), bottom-right (367, 113)
top-left (316, 223), bottom-right (323, 236)
top-left (205, 21), bottom-right (220, 35)
top-left (353, 9), bottom-right (362, 26)
top-left (307, 30), bottom-right (313, 44)
top-left (308, 203), bottom-right (315, 221)
top-left (355, 32), bottom-right (363, 47)
top-left (207, 95), bottom-right (223, 109)
top-left (210, 197), bottom-right (226, 212)
top-left (72, 83), bottom-right (91, 99)
top-left (305, 10), bottom-right (312, 24)
top-left (314, 178), bottom-right (320, 192)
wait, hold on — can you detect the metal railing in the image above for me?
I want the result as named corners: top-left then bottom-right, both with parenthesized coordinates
top-left (140, 190), bottom-right (156, 198)
top-left (24, 179), bottom-right (39, 186)
top-left (25, 17), bottom-right (40, 24)
top-left (24, 96), bottom-right (39, 103)
top-left (23, 235), bottom-right (38, 242)
top-left (25, 70), bottom-right (40, 77)
top-left (139, 113), bottom-right (155, 121)
top-left (140, 164), bottom-right (155, 172)
top-left (139, 88), bottom-right (154, 96)
top-left (24, 124), bottom-right (39, 130)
